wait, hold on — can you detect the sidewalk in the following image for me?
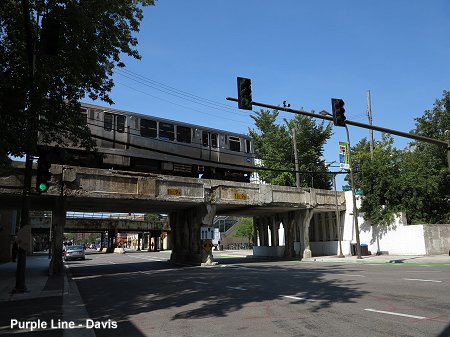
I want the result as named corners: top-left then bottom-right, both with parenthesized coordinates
top-left (0, 254), bottom-right (65, 336)
top-left (302, 253), bottom-right (450, 265)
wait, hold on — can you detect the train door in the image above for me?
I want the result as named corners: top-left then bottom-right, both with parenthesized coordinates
top-left (201, 131), bottom-right (219, 162)
top-left (103, 112), bottom-right (128, 149)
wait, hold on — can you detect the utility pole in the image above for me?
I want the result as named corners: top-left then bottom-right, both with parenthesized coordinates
top-left (367, 90), bottom-right (374, 159)
top-left (292, 128), bottom-right (301, 188)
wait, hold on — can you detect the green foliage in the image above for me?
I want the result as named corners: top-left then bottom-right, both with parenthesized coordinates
top-left (351, 91), bottom-right (450, 225)
top-left (249, 109), bottom-right (333, 188)
top-left (233, 217), bottom-right (253, 243)
top-left (0, 0), bottom-right (154, 165)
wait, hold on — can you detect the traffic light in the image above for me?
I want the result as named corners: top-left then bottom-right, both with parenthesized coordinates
top-left (40, 15), bottom-right (61, 56)
top-left (331, 98), bottom-right (346, 127)
top-left (237, 77), bottom-right (252, 110)
top-left (36, 158), bottom-right (51, 193)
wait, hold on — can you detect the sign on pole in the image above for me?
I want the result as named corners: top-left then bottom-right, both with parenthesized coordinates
top-left (339, 141), bottom-right (350, 170)
top-left (200, 226), bottom-right (215, 240)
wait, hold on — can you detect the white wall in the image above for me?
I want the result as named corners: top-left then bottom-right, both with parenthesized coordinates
top-left (342, 191), bottom-right (427, 255)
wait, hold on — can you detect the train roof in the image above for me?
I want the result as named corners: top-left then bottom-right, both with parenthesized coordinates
top-left (81, 102), bottom-right (251, 140)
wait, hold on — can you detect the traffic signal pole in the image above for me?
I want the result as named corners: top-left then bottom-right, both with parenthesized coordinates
top-left (345, 124), bottom-right (362, 259)
top-left (226, 97), bottom-right (450, 172)
top-left (15, 0), bottom-right (38, 293)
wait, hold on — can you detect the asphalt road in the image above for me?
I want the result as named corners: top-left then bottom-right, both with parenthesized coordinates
top-left (65, 251), bottom-right (450, 337)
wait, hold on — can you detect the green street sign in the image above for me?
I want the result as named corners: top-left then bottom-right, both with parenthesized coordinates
top-left (342, 185), bottom-right (352, 191)
top-left (355, 188), bottom-right (364, 195)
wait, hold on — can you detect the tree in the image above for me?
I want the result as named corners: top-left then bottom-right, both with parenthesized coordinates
top-left (406, 90), bottom-right (450, 223)
top-left (0, 0), bottom-right (154, 166)
top-left (249, 109), bottom-right (333, 188)
top-left (351, 91), bottom-right (450, 225)
top-left (233, 217), bottom-right (253, 244)
top-left (351, 134), bottom-right (404, 225)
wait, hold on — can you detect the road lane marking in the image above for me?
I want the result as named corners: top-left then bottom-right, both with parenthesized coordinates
top-left (128, 255), bottom-right (165, 262)
top-left (226, 286), bottom-right (247, 291)
top-left (404, 271), bottom-right (443, 273)
top-left (193, 281), bottom-right (208, 285)
top-left (334, 274), bottom-right (365, 277)
top-left (282, 295), bottom-right (316, 302)
top-left (364, 309), bottom-right (427, 320)
top-left (403, 278), bottom-right (442, 283)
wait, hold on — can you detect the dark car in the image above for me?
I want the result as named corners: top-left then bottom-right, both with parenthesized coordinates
top-left (64, 245), bottom-right (86, 261)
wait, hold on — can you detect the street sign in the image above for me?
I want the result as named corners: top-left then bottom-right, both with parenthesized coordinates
top-left (339, 141), bottom-right (350, 170)
top-left (200, 226), bottom-right (214, 240)
top-left (355, 188), bottom-right (364, 195)
top-left (342, 185), bottom-right (352, 191)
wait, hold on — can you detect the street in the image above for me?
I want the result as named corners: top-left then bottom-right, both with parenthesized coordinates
top-left (63, 251), bottom-right (450, 337)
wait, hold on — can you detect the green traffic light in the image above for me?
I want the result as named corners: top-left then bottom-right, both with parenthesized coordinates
top-left (38, 182), bottom-right (49, 192)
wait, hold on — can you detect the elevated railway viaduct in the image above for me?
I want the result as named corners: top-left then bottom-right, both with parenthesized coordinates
top-left (0, 163), bottom-right (345, 273)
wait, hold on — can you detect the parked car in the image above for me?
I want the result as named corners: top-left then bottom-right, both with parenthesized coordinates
top-left (64, 245), bottom-right (86, 261)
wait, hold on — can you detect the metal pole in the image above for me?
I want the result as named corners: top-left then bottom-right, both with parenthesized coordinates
top-left (333, 174), bottom-right (345, 258)
top-left (292, 128), bottom-right (301, 188)
top-left (226, 97), bottom-right (449, 148)
top-left (345, 125), bottom-right (362, 259)
top-left (16, 0), bottom-right (38, 293)
top-left (367, 90), bottom-right (374, 159)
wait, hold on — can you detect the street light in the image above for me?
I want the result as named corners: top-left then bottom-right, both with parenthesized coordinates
top-left (320, 110), bottom-right (362, 259)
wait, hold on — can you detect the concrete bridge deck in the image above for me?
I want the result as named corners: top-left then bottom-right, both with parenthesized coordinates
top-left (0, 163), bottom-right (345, 215)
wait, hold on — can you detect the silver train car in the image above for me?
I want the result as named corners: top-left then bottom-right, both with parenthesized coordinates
top-left (37, 103), bottom-right (255, 182)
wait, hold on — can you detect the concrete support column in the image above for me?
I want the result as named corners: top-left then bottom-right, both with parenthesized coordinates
top-left (50, 198), bottom-right (65, 276)
top-left (328, 212), bottom-right (335, 241)
top-left (270, 217), bottom-right (280, 247)
top-left (261, 217), bottom-right (269, 246)
top-left (293, 211), bottom-right (303, 257)
top-left (99, 232), bottom-right (104, 251)
top-left (170, 203), bottom-right (216, 265)
top-left (282, 212), bottom-right (295, 258)
top-left (321, 213), bottom-right (327, 242)
top-left (252, 217), bottom-right (259, 247)
top-left (302, 209), bottom-right (314, 258)
top-left (137, 232), bottom-right (142, 251)
top-left (199, 203), bottom-right (216, 265)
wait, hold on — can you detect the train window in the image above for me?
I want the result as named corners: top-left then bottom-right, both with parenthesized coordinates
top-left (104, 113), bottom-right (113, 131)
top-left (245, 139), bottom-right (251, 153)
top-left (79, 107), bottom-right (87, 122)
top-left (202, 131), bottom-right (209, 147)
top-left (229, 136), bottom-right (241, 152)
top-left (177, 125), bottom-right (191, 143)
top-left (88, 108), bottom-right (95, 120)
top-left (211, 133), bottom-right (218, 148)
top-left (159, 122), bottom-right (174, 141)
top-left (140, 119), bottom-right (157, 138)
top-left (117, 115), bottom-right (126, 133)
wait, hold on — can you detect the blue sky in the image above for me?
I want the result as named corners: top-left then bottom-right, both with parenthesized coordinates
top-left (87, 0), bottom-right (450, 189)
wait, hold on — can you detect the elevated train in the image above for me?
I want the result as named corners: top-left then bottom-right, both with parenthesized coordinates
top-left (37, 103), bottom-right (255, 182)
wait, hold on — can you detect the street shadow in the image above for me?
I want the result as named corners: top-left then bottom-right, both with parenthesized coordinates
top-left (68, 257), bottom-right (370, 336)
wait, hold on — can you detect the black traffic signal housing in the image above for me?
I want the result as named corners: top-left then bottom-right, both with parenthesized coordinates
top-left (237, 77), bottom-right (252, 110)
top-left (40, 15), bottom-right (61, 56)
top-left (331, 98), bottom-right (346, 127)
top-left (36, 158), bottom-right (51, 193)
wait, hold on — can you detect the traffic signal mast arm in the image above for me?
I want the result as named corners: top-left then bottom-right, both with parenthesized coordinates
top-left (226, 97), bottom-right (449, 149)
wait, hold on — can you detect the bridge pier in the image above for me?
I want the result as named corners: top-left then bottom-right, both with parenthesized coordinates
top-left (169, 203), bottom-right (216, 265)
top-left (302, 209), bottom-right (314, 258)
top-left (50, 198), bottom-right (65, 276)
